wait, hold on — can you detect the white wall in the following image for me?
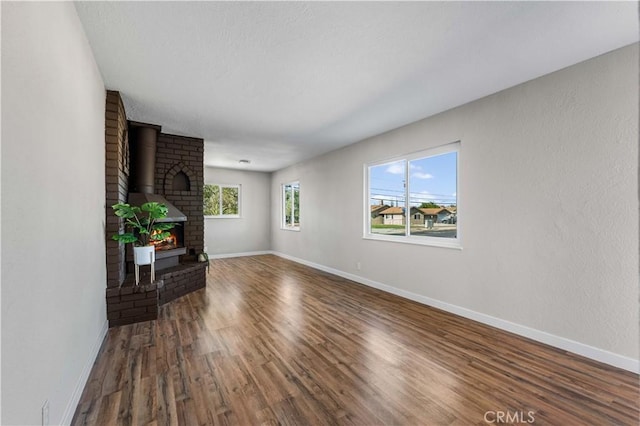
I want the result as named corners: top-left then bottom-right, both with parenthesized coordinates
top-left (2, 3), bottom-right (107, 424)
top-left (271, 44), bottom-right (639, 369)
top-left (205, 167), bottom-right (271, 257)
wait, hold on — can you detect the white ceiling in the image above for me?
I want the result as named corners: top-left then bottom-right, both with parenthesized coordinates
top-left (75, 1), bottom-right (638, 172)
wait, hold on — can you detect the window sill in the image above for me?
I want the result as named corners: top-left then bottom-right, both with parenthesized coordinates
top-left (281, 227), bottom-right (301, 232)
top-left (363, 233), bottom-right (462, 250)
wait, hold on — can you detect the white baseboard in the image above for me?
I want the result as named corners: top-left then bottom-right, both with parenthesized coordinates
top-left (60, 320), bottom-right (108, 425)
top-left (273, 251), bottom-right (639, 374)
top-left (208, 250), bottom-right (273, 259)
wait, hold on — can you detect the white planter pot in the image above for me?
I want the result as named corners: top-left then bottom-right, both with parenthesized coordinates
top-left (133, 245), bottom-right (155, 265)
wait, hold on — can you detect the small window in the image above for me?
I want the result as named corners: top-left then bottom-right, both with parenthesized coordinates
top-left (282, 181), bottom-right (300, 230)
top-left (204, 184), bottom-right (240, 218)
top-left (365, 141), bottom-right (459, 248)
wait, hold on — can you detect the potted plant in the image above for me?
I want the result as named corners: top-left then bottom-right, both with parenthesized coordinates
top-left (111, 202), bottom-right (175, 283)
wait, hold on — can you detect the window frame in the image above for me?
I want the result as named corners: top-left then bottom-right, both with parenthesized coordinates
top-left (364, 141), bottom-right (461, 249)
top-left (203, 183), bottom-right (242, 219)
top-left (281, 181), bottom-right (300, 231)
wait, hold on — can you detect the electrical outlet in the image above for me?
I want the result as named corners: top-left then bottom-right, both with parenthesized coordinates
top-left (356, 261), bottom-right (361, 271)
top-left (42, 400), bottom-right (49, 426)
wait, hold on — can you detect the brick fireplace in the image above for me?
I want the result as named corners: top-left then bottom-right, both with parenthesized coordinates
top-left (104, 91), bottom-right (207, 327)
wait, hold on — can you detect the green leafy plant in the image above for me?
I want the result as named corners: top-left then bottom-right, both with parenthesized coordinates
top-left (111, 202), bottom-right (175, 246)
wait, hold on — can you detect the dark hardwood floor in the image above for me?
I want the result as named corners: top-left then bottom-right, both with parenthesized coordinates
top-left (73, 255), bottom-right (639, 425)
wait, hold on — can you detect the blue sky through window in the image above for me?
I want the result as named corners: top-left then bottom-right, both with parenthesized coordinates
top-left (370, 152), bottom-right (457, 207)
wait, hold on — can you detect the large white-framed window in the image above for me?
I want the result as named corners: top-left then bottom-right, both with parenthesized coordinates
top-left (365, 141), bottom-right (460, 249)
top-left (204, 183), bottom-right (241, 218)
top-left (282, 181), bottom-right (300, 231)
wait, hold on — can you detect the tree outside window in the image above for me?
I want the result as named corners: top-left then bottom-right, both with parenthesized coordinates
top-left (282, 182), bottom-right (300, 230)
top-left (204, 184), bottom-right (240, 217)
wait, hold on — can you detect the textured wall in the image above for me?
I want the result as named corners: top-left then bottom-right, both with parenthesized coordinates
top-left (105, 91), bottom-right (129, 288)
top-left (155, 133), bottom-right (205, 258)
top-left (270, 44), bottom-right (639, 366)
top-left (1, 2), bottom-right (107, 424)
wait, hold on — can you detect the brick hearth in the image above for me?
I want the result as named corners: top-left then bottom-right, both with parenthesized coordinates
top-left (106, 262), bottom-right (207, 327)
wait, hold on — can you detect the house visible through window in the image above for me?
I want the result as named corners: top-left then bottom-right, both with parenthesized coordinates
top-left (282, 181), bottom-right (300, 230)
top-left (204, 184), bottom-right (240, 217)
top-left (365, 141), bottom-right (459, 248)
